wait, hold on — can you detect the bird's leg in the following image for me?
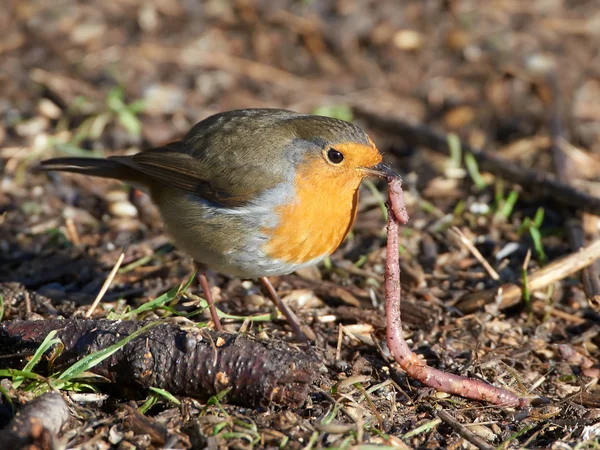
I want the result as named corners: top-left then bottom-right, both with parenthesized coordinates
top-left (259, 277), bottom-right (312, 343)
top-left (194, 262), bottom-right (222, 331)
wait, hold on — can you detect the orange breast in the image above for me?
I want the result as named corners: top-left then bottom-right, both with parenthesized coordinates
top-left (264, 166), bottom-right (361, 265)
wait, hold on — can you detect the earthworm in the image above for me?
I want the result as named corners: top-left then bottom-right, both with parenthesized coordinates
top-left (385, 176), bottom-right (529, 407)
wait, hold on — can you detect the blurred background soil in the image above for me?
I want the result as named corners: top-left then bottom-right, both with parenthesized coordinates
top-left (2, 0), bottom-right (600, 448)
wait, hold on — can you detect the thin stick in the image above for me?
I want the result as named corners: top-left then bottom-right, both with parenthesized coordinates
top-left (85, 248), bottom-right (126, 318)
top-left (64, 217), bottom-right (80, 246)
top-left (545, 71), bottom-right (600, 308)
top-left (385, 177), bottom-right (528, 407)
top-left (336, 324), bottom-right (343, 361)
top-left (449, 227), bottom-right (500, 281)
top-left (355, 105), bottom-right (600, 216)
top-left (531, 300), bottom-right (585, 324)
top-left (455, 239), bottom-right (600, 313)
top-left (437, 410), bottom-right (495, 450)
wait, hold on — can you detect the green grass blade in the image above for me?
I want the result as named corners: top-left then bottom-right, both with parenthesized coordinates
top-left (533, 207), bottom-right (545, 229)
top-left (88, 113), bottom-right (112, 140)
top-left (500, 189), bottom-right (519, 219)
top-left (529, 226), bottom-right (547, 264)
top-left (0, 383), bottom-right (14, 412)
top-left (453, 200), bottom-right (466, 219)
top-left (207, 387), bottom-right (232, 406)
top-left (354, 254), bottom-right (368, 268)
top-left (494, 179), bottom-right (504, 210)
top-left (518, 217), bottom-right (532, 236)
top-left (56, 321), bottom-right (161, 383)
top-left (55, 381), bottom-right (100, 393)
top-left (403, 418), bottom-right (442, 439)
top-left (279, 435), bottom-right (289, 449)
top-left (522, 266), bottom-right (531, 311)
top-left (139, 395), bottom-right (158, 414)
top-left (213, 308), bottom-right (275, 322)
top-left (119, 287), bottom-right (179, 319)
top-left (106, 87), bottom-right (126, 111)
top-left (148, 387), bottom-right (181, 405)
top-left (13, 330), bottom-right (60, 389)
top-left (117, 109), bottom-right (142, 138)
top-left (120, 272), bottom-right (195, 319)
top-left (0, 369), bottom-right (45, 381)
top-left (119, 255), bottom-right (153, 273)
top-left (311, 105), bottom-right (353, 122)
top-left (464, 153), bottom-right (486, 190)
top-left (181, 271), bottom-right (196, 291)
top-left (53, 141), bottom-right (103, 158)
top-left (127, 99), bottom-right (146, 114)
top-left (447, 133), bottom-right (462, 169)
top-left (497, 424), bottom-right (533, 449)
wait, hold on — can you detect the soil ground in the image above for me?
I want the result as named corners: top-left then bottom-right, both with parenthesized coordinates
top-left (2, 1), bottom-right (600, 448)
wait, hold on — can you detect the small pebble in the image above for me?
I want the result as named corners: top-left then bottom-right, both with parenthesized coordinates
top-left (143, 83), bottom-right (185, 115)
top-left (15, 116), bottom-right (49, 136)
top-left (393, 30), bottom-right (424, 51)
top-left (469, 202), bottom-right (490, 215)
top-left (31, 186), bottom-right (45, 197)
top-left (525, 53), bottom-right (556, 75)
top-left (245, 294), bottom-right (266, 307)
top-left (282, 289), bottom-right (321, 308)
top-left (582, 423), bottom-right (600, 441)
top-left (241, 280), bottom-right (254, 290)
top-left (138, 3), bottom-right (159, 31)
top-left (70, 22), bottom-right (106, 44)
top-left (496, 242), bottom-right (520, 260)
top-left (108, 201), bottom-right (138, 218)
top-left (38, 98), bottom-right (62, 119)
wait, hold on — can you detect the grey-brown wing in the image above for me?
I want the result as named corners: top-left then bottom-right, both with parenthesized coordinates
top-left (112, 109), bottom-right (306, 207)
top-left (110, 148), bottom-right (255, 207)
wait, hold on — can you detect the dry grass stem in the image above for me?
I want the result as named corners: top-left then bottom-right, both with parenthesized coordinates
top-left (456, 239), bottom-right (600, 313)
top-left (84, 248), bottom-right (126, 318)
top-left (449, 227), bottom-right (500, 281)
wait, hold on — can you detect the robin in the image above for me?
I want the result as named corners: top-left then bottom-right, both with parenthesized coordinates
top-left (40, 108), bottom-right (398, 342)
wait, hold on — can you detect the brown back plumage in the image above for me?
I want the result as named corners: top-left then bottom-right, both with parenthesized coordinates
top-left (39, 108), bottom-right (374, 208)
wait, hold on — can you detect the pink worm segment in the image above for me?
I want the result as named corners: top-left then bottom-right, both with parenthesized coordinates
top-left (385, 176), bottom-right (529, 408)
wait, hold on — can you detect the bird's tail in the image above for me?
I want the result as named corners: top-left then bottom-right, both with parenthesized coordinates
top-left (36, 157), bottom-right (138, 183)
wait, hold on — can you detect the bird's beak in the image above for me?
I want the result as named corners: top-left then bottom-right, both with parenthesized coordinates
top-left (361, 162), bottom-right (400, 179)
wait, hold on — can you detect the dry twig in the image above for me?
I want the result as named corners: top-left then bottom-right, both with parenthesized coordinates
top-left (437, 410), bottom-right (495, 450)
top-left (456, 239), bottom-right (600, 313)
top-left (545, 71), bottom-right (600, 309)
top-left (449, 227), bottom-right (500, 281)
top-left (84, 248), bottom-right (126, 318)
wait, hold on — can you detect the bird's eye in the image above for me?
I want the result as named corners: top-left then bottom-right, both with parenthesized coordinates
top-left (327, 148), bottom-right (344, 164)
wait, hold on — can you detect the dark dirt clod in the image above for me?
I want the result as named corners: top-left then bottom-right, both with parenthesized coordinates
top-left (0, 320), bottom-right (319, 408)
top-left (0, 392), bottom-right (69, 450)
